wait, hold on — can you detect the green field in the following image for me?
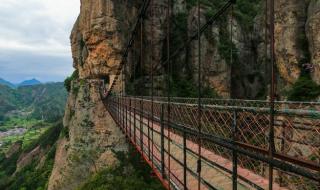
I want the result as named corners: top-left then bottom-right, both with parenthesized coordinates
top-left (0, 117), bottom-right (47, 131)
top-left (0, 117), bottom-right (51, 152)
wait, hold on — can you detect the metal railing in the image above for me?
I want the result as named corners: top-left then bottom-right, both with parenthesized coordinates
top-left (105, 96), bottom-right (320, 190)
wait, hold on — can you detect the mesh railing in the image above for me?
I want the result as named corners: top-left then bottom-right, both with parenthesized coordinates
top-left (105, 96), bottom-right (320, 190)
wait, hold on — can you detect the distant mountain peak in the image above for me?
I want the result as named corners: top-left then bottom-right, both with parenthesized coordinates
top-left (0, 78), bottom-right (16, 88)
top-left (18, 79), bottom-right (42, 87)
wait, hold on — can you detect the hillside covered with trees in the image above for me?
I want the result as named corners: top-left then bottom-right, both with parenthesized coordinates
top-left (0, 83), bottom-right (67, 122)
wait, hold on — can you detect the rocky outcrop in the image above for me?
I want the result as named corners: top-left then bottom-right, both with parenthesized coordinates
top-left (306, 0), bottom-right (320, 84)
top-left (48, 80), bottom-right (127, 190)
top-left (49, 1), bottom-right (135, 189)
top-left (71, 0), bottom-right (139, 80)
top-left (274, 0), bottom-right (309, 85)
top-left (16, 146), bottom-right (42, 172)
top-left (188, 7), bottom-right (231, 98)
top-left (5, 141), bottom-right (21, 158)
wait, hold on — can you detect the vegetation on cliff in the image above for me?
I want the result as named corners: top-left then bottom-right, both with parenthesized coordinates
top-left (64, 70), bottom-right (79, 92)
top-left (287, 32), bottom-right (320, 101)
top-left (0, 122), bottom-right (62, 190)
top-left (0, 83), bottom-right (67, 122)
top-left (77, 146), bottom-right (164, 190)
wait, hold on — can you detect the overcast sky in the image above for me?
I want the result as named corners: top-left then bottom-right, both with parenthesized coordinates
top-left (0, 0), bottom-right (80, 83)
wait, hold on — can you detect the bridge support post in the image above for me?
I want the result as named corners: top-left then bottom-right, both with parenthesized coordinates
top-left (118, 97), bottom-right (120, 128)
top-left (147, 110), bottom-right (151, 160)
top-left (122, 97), bottom-right (125, 131)
top-left (160, 103), bottom-right (165, 178)
top-left (140, 100), bottom-right (143, 152)
top-left (134, 101), bottom-right (136, 143)
top-left (129, 98), bottom-right (132, 139)
top-left (183, 129), bottom-right (187, 190)
top-left (119, 96), bottom-right (121, 129)
top-left (232, 111), bottom-right (238, 190)
top-left (126, 98), bottom-right (128, 138)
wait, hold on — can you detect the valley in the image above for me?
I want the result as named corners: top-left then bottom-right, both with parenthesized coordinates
top-left (0, 81), bottom-right (68, 190)
top-left (0, 117), bottom-right (51, 152)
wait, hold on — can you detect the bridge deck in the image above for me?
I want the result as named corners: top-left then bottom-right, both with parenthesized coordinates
top-left (105, 96), bottom-right (319, 190)
top-left (109, 107), bottom-right (288, 190)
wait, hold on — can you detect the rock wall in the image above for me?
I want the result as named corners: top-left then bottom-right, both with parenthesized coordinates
top-left (188, 7), bottom-right (231, 98)
top-left (71, 0), bottom-right (139, 79)
top-left (274, 0), bottom-right (309, 85)
top-left (307, 0), bottom-right (320, 85)
top-left (273, 0), bottom-right (320, 96)
top-left (48, 80), bottom-right (127, 190)
top-left (48, 0), bottom-right (140, 189)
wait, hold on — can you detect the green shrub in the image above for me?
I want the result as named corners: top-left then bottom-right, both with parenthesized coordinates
top-left (22, 122), bottom-right (63, 153)
top-left (60, 126), bottom-right (70, 139)
top-left (0, 123), bottom-right (61, 190)
top-left (288, 75), bottom-right (320, 101)
top-left (0, 151), bottom-right (20, 176)
top-left (64, 70), bottom-right (79, 92)
top-left (77, 146), bottom-right (164, 190)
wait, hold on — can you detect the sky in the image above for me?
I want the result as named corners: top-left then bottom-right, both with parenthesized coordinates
top-left (0, 0), bottom-right (80, 83)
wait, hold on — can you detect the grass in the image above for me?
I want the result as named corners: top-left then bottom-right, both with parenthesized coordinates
top-left (0, 117), bottom-right (46, 132)
top-left (0, 117), bottom-right (52, 152)
top-left (64, 70), bottom-right (79, 92)
top-left (288, 74), bottom-right (320, 101)
top-left (0, 122), bottom-right (62, 190)
top-left (0, 127), bottom-right (49, 152)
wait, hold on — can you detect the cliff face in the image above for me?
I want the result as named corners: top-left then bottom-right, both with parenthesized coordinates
top-left (188, 7), bottom-right (231, 98)
top-left (71, 0), bottom-right (139, 79)
top-left (197, 0), bottom-right (320, 99)
top-left (48, 1), bottom-right (140, 189)
top-left (48, 80), bottom-right (127, 190)
top-left (274, 0), bottom-right (308, 85)
top-left (115, 0), bottom-right (320, 99)
top-left (307, 0), bottom-right (320, 85)
top-left (273, 0), bottom-right (320, 98)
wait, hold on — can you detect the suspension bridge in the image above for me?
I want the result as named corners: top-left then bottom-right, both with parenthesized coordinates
top-left (101, 0), bottom-right (320, 189)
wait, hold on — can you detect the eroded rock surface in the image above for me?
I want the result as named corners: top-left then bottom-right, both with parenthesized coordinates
top-left (48, 1), bottom-right (135, 189)
top-left (274, 0), bottom-right (308, 85)
top-left (48, 80), bottom-right (127, 190)
top-left (71, 0), bottom-right (139, 79)
top-left (307, 0), bottom-right (320, 84)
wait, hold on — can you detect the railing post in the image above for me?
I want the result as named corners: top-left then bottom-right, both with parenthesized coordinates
top-left (118, 96), bottom-right (120, 126)
top-left (134, 100), bottom-right (136, 143)
top-left (140, 99), bottom-right (143, 152)
top-left (129, 98), bottom-right (132, 139)
top-left (151, 102), bottom-right (154, 166)
top-left (148, 107), bottom-right (151, 160)
top-left (232, 111), bottom-right (238, 190)
top-left (269, 0), bottom-right (276, 189)
top-left (122, 97), bottom-right (125, 130)
top-left (160, 103), bottom-right (165, 178)
top-left (120, 96), bottom-right (122, 129)
top-left (126, 98), bottom-right (128, 138)
top-left (183, 128), bottom-right (187, 190)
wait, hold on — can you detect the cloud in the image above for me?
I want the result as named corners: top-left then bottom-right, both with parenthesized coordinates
top-left (0, 0), bottom-right (80, 82)
top-left (0, 51), bottom-right (74, 83)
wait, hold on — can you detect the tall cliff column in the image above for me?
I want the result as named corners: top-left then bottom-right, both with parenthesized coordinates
top-left (306, 0), bottom-right (320, 84)
top-left (48, 1), bottom-right (139, 189)
top-left (188, 7), bottom-right (231, 98)
top-left (274, 0), bottom-right (309, 85)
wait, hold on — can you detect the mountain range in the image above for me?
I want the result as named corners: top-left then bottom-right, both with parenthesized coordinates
top-left (0, 82), bottom-right (67, 122)
top-left (0, 78), bottom-right (42, 88)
